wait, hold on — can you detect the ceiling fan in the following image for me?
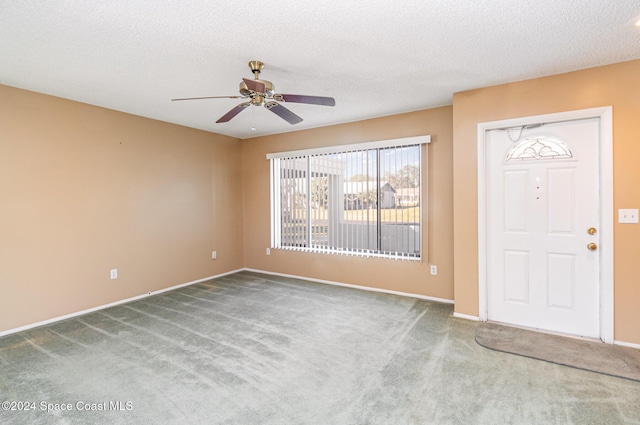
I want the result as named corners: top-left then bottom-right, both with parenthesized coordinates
top-left (172, 61), bottom-right (335, 125)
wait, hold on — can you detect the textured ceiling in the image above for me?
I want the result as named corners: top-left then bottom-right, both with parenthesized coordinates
top-left (1, 1), bottom-right (639, 139)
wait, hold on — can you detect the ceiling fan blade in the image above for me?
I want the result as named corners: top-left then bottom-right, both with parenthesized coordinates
top-left (242, 78), bottom-right (266, 93)
top-left (274, 94), bottom-right (335, 106)
top-left (172, 95), bottom-right (244, 101)
top-left (265, 101), bottom-right (303, 125)
top-left (216, 102), bottom-right (251, 123)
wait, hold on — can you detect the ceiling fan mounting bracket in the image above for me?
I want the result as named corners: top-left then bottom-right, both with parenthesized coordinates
top-left (248, 60), bottom-right (264, 78)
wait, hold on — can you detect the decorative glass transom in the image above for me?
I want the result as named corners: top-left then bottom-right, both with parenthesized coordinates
top-left (506, 136), bottom-right (573, 162)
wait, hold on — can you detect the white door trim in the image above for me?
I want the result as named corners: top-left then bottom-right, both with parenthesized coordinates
top-left (477, 107), bottom-right (614, 343)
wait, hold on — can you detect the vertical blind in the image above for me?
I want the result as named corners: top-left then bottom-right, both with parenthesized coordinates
top-left (268, 136), bottom-right (429, 260)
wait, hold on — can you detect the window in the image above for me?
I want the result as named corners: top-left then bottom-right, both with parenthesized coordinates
top-left (268, 136), bottom-right (429, 260)
top-left (506, 136), bottom-right (573, 162)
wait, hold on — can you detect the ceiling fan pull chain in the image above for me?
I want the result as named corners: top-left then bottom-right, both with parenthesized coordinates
top-left (507, 126), bottom-right (524, 142)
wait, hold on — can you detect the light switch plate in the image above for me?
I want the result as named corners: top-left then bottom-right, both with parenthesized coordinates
top-left (618, 209), bottom-right (639, 224)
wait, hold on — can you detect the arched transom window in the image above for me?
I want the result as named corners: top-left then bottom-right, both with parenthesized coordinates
top-left (506, 136), bottom-right (573, 162)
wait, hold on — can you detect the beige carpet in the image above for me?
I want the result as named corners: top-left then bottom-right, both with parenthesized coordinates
top-left (476, 322), bottom-right (640, 382)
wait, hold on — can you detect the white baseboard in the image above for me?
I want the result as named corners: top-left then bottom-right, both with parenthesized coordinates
top-left (614, 340), bottom-right (640, 350)
top-left (452, 312), bottom-right (480, 321)
top-left (242, 268), bottom-right (455, 304)
top-left (0, 268), bottom-right (244, 338)
top-left (10, 267), bottom-right (638, 348)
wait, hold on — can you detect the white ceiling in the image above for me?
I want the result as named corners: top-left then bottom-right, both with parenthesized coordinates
top-left (1, 1), bottom-right (639, 139)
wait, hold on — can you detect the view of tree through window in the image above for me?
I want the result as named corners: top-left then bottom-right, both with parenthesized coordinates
top-left (271, 143), bottom-right (423, 259)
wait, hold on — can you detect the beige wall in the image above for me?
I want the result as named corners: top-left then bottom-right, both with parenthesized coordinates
top-left (0, 85), bottom-right (244, 333)
top-left (453, 59), bottom-right (640, 344)
top-left (242, 107), bottom-right (454, 301)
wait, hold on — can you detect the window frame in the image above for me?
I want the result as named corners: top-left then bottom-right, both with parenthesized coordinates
top-left (267, 136), bottom-right (430, 261)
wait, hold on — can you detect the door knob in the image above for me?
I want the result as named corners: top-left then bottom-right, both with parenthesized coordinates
top-left (587, 227), bottom-right (597, 235)
top-left (587, 242), bottom-right (597, 251)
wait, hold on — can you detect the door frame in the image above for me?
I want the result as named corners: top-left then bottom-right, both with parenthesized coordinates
top-left (477, 107), bottom-right (614, 343)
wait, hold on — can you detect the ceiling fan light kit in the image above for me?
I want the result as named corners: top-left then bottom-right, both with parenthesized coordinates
top-left (172, 61), bottom-right (335, 125)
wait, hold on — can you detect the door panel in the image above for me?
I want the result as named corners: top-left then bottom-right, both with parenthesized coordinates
top-left (504, 170), bottom-right (529, 232)
top-left (546, 253), bottom-right (576, 309)
top-left (547, 168), bottom-right (575, 234)
top-left (487, 118), bottom-right (600, 338)
top-left (503, 250), bottom-right (529, 303)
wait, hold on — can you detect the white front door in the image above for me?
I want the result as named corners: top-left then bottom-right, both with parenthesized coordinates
top-left (486, 117), bottom-right (601, 338)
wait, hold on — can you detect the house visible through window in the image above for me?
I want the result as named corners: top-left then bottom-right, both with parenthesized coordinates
top-left (267, 136), bottom-right (430, 260)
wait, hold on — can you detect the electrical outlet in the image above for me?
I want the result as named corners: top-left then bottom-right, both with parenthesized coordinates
top-left (110, 269), bottom-right (118, 279)
top-left (212, 251), bottom-right (217, 260)
top-left (266, 248), bottom-right (271, 255)
top-left (619, 209), bottom-right (639, 224)
top-left (430, 265), bottom-right (437, 275)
